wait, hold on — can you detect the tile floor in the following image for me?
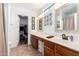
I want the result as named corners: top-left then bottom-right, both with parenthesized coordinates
top-left (10, 44), bottom-right (42, 56)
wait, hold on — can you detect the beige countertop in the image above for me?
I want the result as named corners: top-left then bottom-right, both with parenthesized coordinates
top-left (31, 31), bottom-right (79, 52)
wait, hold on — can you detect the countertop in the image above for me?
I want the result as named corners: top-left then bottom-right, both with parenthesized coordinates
top-left (31, 31), bottom-right (79, 52)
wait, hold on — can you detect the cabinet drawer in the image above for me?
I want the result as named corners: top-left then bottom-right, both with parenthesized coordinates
top-left (31, 35), bottom-right (43, 41)
top-left (31, 35), bottom-right (38, 39)
top-left (44, 46), bottom-right (54, 56)
top-left (55, 44), bottom-right (79, 56)
top-left (44, 40), bottom-right (54, 49)
top-left (31, 35), bottom-right (38, 49)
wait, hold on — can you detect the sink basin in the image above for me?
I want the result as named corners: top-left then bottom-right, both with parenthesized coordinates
top-left (46, 35), bottom-right (54, 39)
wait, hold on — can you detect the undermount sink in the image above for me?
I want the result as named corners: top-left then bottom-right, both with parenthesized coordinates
top-left (46, 35), bottom-right (54, 39)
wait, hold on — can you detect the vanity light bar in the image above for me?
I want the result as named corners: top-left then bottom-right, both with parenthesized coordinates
top-left (44, 3), bottom-right (55, 12)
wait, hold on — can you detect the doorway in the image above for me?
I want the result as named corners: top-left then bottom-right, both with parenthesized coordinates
top-left (18, 15), bottom-right (28, 45)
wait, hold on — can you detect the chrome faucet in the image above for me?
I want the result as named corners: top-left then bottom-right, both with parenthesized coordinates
top-left (62, 34), bottom-right (68, 40)
top-left (61, 34), bottom-right (73, 41)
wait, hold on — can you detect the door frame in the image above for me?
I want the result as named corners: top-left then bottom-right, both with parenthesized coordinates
top-left (18, 15), bottom-right (28, 45)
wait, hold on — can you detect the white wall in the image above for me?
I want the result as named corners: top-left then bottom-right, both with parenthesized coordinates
top-left (7, 3), bottom-right (36, 49)
top-left (43, 6), bottom-right (55, 35)
top-left (36, 4), bottom-right (55, 35)
top-left (37, 3), bottom-right (53, 16)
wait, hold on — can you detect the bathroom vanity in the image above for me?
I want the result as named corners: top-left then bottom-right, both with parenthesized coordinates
top-left (44, 39), bottom-right (79, 56)
top-left (30, 4), bottom-right (79, 56)
top-left (31, 32), bottom-right (79, 56)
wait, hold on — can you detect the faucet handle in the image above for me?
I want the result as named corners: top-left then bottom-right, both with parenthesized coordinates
top-left (62, 34), bottom-right (66, 38)
top-left (61, 34), bottom-right (68, 40)
top-left (70, 35), bottom-right (73, 42)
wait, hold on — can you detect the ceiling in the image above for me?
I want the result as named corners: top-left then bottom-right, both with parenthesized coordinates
top-left (12, 3), bottom-right (51, 12)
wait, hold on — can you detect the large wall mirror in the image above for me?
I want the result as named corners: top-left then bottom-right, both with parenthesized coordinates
top-left (55, 3), bottom-right (79, 32)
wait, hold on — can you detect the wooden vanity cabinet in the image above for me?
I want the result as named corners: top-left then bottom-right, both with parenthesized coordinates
top-left (44, 46), bottom-right (53, 56)
top-left (31, 34), bottom-right (79, 56)
top-left (55, 44), bottom-right (79, 56)
top-left (44, 40), bottom-right (79, 56)
top-left (31, 35), bottom-right (38, 49)
top-left (44, 40), bottom-right (55, 56)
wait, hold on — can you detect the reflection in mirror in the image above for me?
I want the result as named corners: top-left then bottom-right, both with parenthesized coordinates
top-left (55, 3), bottom-right (78, 31)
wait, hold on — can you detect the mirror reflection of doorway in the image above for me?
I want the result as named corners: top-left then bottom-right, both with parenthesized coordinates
top-left (18, 15), bottom-right (28, 45)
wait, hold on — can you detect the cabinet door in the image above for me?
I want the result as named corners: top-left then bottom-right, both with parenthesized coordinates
top-left (55, 44), bottom-right (79, 56)
top-left (44, 40), bottom-right (55, 56)
top-left (44, 40), bottom-right (54, 49)
top-left (55, 53), bottom-right (61, 56)
top-left (31, 35), bottom-right (38, 49)
top-left (44, 46), bottom-right (53, 56)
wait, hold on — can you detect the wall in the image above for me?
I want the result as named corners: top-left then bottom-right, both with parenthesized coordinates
top-left (43, 6), bottom-right (55, 35)
top-left (7, 3), bottom-right (36, 49)
top-left (36, 4), bottom-right (55, 35)
top-left (37, 3), bottom-right (53, 16)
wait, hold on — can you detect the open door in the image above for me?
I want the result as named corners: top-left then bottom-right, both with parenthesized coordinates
top-left (0, 3), bottom-right (7, 56)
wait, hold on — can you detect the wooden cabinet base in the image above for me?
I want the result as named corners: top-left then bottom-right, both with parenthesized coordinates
top-left (31, 34), bottom-right (79, 56)
top-left (44, 46), bottom-right (54, 56)
top-left (55, 44), bottom-right (79, 56)
top-left (31, 35), bottom-right (38, 49)
top-left (44, 40), bottom-right (55, 56)
top-left (44, 40), bottom-right (79, 56)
